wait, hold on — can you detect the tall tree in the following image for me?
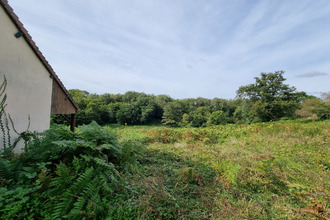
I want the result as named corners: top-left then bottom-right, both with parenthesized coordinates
top-left (189, 106), bottom-right (210, 127)
top-left (162, 101), bottom-right (185, 127)
top-left (236, 71), bottom-right (306, 122)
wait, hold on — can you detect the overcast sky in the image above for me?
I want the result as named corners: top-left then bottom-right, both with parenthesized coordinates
top-left (8, 0), bottom-right (330, 99)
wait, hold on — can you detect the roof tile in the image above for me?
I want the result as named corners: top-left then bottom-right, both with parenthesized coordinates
top-left (0, 0), bottom-right (78, 111)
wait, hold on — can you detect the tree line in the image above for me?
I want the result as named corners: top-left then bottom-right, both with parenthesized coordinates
top-left (53, 71), bottom-right (330, 127)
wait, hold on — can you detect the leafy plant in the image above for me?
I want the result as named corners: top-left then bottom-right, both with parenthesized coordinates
top-left (0, 121), bottom-right (143, 219)
top-left (237, 71), bottom-right (307, 122)
top-left (118, 119), bottom-right (329, 219)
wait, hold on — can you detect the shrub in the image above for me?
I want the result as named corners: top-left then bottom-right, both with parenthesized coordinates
top-left (0, 122), bottom-right (142, 219)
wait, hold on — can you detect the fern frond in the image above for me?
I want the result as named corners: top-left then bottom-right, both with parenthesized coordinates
top-left (49, 163), bottom-right (74, 195)
top-left (99, 173), bottom-right (114, 194)
top-left (0, 158), bottom-right (13, 182)
top-left (70, 167), bottom-right (94, 193)
top-left (65, 196), bottom-right (86, 219)
top-left (80, 155), bottom-right (114, 170)
top-left (52, 195), bottom-right (75, 219)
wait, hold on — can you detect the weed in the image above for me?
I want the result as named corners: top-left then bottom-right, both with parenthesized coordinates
top-left (1, 119), bottom-right (329, 219)
top-left (118, 119), bottom-right (329, 219)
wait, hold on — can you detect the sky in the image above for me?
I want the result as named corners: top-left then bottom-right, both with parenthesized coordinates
top-left (8, 0), bottom-right (330, 99)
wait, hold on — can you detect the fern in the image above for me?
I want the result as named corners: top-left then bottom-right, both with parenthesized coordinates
top-left (65, 196), bottom-right (87, 219)
top-left (80, 154), bottom-right (114, 170)
top-left (0, 120), bottom-right (139, 219)
top-left (0, 157), bottom-right (25, 187)
top-left (49, 163), bottom-right (74, 195)
top-left (222, 160), bottom-right (242, 186)
top-left (51, 168), bottom-right (104, 219)
top-left (0, 158), bottom-right (13, 185)
top-left (52, 195), bottom-right (76, 219)
top-left (99, 173), bottom-right (115, 193)
top-left (70, 167), bottom-right (94, 193)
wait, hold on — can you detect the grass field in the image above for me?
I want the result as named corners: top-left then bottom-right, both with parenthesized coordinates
top-left (113, 120), bottom-right (330, 219)
top-left (1, 120), bottom-right (329, 219)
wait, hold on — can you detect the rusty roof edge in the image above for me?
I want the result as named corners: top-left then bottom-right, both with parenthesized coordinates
top-left (0, 0), bottom-right (79, 111)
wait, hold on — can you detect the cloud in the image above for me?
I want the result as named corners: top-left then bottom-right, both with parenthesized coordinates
top-left (296, 71), bottom-right (328, 78)
top-left (7, 0), bottom-right (330, 99)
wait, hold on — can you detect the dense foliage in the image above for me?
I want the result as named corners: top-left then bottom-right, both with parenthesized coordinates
top-left (1, 119), bottom-right (329, 219)
top-left (236, 71), bottom-right (307, 122)
top-left (116, 120), bottom-right (330, 219)
top-left (0, 122), bottom-right (144, 219)
top-left (2, 67), bottom-right (329, 219)
top-left (54, 71), bottom-right (329, 127)
top-left (296, 92), bottom-right (330, 120)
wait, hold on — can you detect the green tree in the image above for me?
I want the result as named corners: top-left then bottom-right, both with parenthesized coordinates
top-left (136, 94), bottom-right (158, 124)
top-left (316, 92), bottom-right (330, 119)
top-left (155, 95), bottom-right (173, 119)
top-left (211, 98), bottom-right (237, 122)
top-left (122, 91), bottom-right (141, 103)
top-left (236, 71), bottom-right (306, 122)
top-left (233, 99), bottom-right (253, 124)
top-left (189, 106), bottom-right (210, 127)
top-left (180, 99), bottom-right (198, 113)
top-left (296, 92), bottom-right (330, 119)
top-left (210, 98), bottom-right (228, 112)
top-left (180, 113), bottom-right (190, 127)
top-left (194, 97), bottom-right (211, 107)
top-left (85, 100), bottom-right (102, 124)
top-left (107, 102), bottom-right (121, 123)
top-left (162, 101), bottom-right (185, 127)
top-left (207, 110), bottom-right (229, 126)
top-left (56, 89), bottom-right (167, 126)
top-left (116, 103), bottom-right (141, 125)
top-left (69, 89), bottom-right (90, 109)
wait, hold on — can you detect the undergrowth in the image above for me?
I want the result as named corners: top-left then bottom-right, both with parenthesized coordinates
top-left (117, 120), bottom-right (330, 219)
top-left (0, 122), bottom-right (143, 219)
top-left (0, 120), bottom-right (329, 219)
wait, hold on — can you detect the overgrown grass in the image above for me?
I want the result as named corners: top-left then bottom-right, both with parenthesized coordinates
top-left (116, 119), bottom-right (330, 219)
top-left (1, 120), bottom-right (329, 219)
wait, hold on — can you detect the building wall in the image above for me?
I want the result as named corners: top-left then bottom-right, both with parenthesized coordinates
top-left (0, 6), bottom-right (53, 152)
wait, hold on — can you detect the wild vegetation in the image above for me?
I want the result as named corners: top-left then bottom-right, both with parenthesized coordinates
top-left (1, 72), bottom-right (329, 219)
top-left (53, 71), bottom-right (330, 127)
top-left (1, 120), bottom-right (329, 219)
top-left (0, 122), bottom-right (139, 219)
top-left (123, 120), bottom-right (330, 219)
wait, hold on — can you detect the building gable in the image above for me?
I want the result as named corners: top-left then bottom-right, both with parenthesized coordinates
top-left (1, 0), bottom-right (78, 151)
top-left (0, 0), bottom-right (78, 112)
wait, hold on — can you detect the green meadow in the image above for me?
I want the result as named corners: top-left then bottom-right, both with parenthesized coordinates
top-left (1, 120), bottom-right (329, 219)
top-left (113, 119), bottom-right (330, 219)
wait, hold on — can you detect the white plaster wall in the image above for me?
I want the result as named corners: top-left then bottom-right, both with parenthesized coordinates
top-left (0, 6), bottom-right (53, 152)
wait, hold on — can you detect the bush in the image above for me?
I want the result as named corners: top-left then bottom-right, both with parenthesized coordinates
top-left (207, 110), bottom-right (229, 126)
top-left (0, 122), bottom-right (142, 219)
top-left (296, 93), bottom-right (330, 120)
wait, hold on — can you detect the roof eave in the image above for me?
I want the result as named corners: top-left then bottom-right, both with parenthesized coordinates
top-left (0, 0), bottom-right (79, 111)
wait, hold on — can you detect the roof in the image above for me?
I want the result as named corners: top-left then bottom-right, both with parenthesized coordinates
top-left (0, 0), bottom-right (78, 111)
